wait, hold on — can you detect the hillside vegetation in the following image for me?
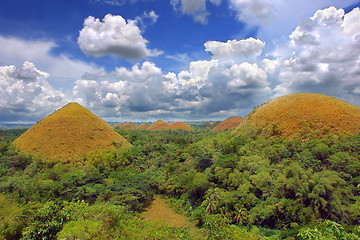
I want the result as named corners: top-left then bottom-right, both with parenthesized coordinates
top-left (2, 93), bottom-right (360, 239)
top-left (235, 93), bottom-right (360, 139)
top-left (13, 102), bottom-right (130, 162)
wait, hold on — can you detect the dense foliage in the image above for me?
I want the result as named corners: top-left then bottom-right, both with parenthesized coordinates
top-left (1, 126), bottom-right (360, 239)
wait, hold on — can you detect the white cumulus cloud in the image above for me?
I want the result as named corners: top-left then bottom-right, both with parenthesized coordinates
top-left (229, 0), bottom-right (275, 25)
top-left (78, 14), bottom-right (163, 59)
top-left (226, 62), bottom-right (268, 93)
top-left (272, 6), bottom-right (360, 106)
top-left (0, 36), bottom-right (101, 81)
top-left (0, 62), bottom-right (68, 122)
top-left (204, 38), bottom-right (265, 61)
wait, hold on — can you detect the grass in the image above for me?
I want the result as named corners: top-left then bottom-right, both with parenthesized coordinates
top-left (235, 93), bottom-right (360, 139)
top-left (141, 196), bottom-right (203, 238)
top-left (13, 102), bottom-right (130, 162)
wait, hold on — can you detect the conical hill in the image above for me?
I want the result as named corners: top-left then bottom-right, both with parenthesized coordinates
top-left (147, 120), bottom-right (168, 130)
top-left (235, 93), bottom-right (360, 139)
top-left (13, 102), bottom-right (130, 162)
top-left (212, 116), bottom-right (244, 132)
top-left (168, 122), bottom-right (193, 131)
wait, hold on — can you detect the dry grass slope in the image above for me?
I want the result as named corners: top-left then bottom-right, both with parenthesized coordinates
top-left (148, 120), bottom-right (193, 131)
top-left (212, 116), bottom-right (244, 132)
top-left (235, 93), bottom-right (360, 139)
top-left (13, 102), bottom-right (130, 162)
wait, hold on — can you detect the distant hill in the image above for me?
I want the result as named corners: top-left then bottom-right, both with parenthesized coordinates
top-left (138, 122), bottom-right (150, 130)
top-left (147, 120), bottom-right (168, 130)
top-left (114, 122), bottom-right (139, 130)
top-left (202, 121), bottom-right (221, 128)
top-left (147, 120), bottom-right (193, 131)
top-left (235, 93), bottom-right (360, 139)
top-left (0, 124), bottom-right (33, 129)
top-left (212, 117), bottom-right (244, 132)
top-left (13, 102), bottom-right (130, 162)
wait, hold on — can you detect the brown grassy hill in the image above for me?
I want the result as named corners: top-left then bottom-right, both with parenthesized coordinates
top-left (147, 120), bottom-right (193, 131)
top-left (138, 122), bottom-right (150, 130)
top-left (212, 116), bottom-right (244, 132)
top-left (235, 93), bottom-right (360, 139)
top-left (114, 122), bottom-right (138, 130)
top-left (169, 122), bottom-right (193, 131)
top-left (13, 102), bottom-right (130, 162)
top-left (147, 120), bottom-right (168, 130)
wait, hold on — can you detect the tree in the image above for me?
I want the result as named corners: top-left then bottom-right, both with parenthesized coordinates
top-left (203, 188), bottom-right (222, 214)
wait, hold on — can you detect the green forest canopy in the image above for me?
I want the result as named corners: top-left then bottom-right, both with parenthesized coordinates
top-left (1, 126), bottom-right (360, 239)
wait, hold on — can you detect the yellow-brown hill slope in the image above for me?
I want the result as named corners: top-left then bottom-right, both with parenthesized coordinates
top-left (13, 102), bottom-right (130, 162)
top-left (235, 93), bottom-right (360, 139)
top-left (212, 116), bottom-right (244, 132)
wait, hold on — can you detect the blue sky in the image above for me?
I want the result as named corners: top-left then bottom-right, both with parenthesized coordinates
top-left (0, 0), bottom-right (359, 123)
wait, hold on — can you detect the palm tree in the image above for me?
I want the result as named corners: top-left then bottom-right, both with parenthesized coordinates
top-left (203, 188), bottom-right (221, 214)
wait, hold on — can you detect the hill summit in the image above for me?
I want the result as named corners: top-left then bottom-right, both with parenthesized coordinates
top-left (13, 102), bottom-right (130, 162)
top-left (212, 116), bottom-right (244, 132)
top-left (235, 93), bottom-right (360, 139)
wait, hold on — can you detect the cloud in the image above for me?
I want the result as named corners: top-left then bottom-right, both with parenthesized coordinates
top-left (272, 7), bottom-right (360, 106)
top-left (134, 10), bottom-right (159, 31)
top-left (229, 0), bottom-right (275, 25)
top-left (204, 37), bottom-right (265, 61)
top-left (226, 62), bottom-right (268, 92)
top-left (170, 0), bottom-right (222, 24)
top-left (72, 55), bottom-right (272, 121)
top-left (342, 7), bottom-right (360, 36)
top-left (90, 0), bottom-right (127, 6)
top-left (89, 0), bottom-right (141, 6)
top-left (3, 5), bottom-right (360, 123)
top-left (0, 62), bottom-right (68, 122)
top-left (0, 36), bottom-right (100, 81)
top-left (78, 14), bottom-right (163, 59)
top-left (72, 61), bottom-right (167, 118)
top-left (261, 58), bottom-right (280, 75)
